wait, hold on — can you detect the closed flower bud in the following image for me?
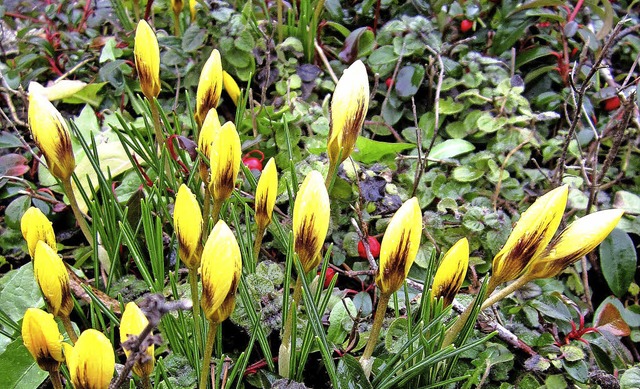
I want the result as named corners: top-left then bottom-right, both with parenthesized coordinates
top-left (491, 185), bottom-right (568, 286)
top-left (174, 185), bottom-right (203, 269)
top-left (195, 49), bottom-right (223, 128)
top-left (22, 308), bottom-right (64, 371)
top-left (376, 197), bottom-right (422, 295)
top-left (201, 220), bottom-right (242, 324)
top-left (134, 20), bottom-right (161, 101)
top-left (223, 71), bottom-right (241, 106)
top-left (120, 302), bottom-right (154, 378)
top-left (34, 241), bottom-right (73, 318)
top-left (328, 60), bottom-right (369, 166)
top-left (67, 329), bottom-right (115, 389)
top-left (197, 109), bottom-right (222, 183)
top-left (28, 92), bottom-right (75, 181)
top-left (208, 122), bottom-right (241, 202)
top-left (431, 238), bottom-right (469, 307)
top-left (293, 171), bottom-right (330, 273)
top-left (171, 0), bottom-right (184, 14)
top-left (527, 209), bottom-right (625, 280)
top-left (189, 0), bottom-right (196, 20)
top-left (255, 158), bottom-right (278, 230)
top-left (21, 207), bottom-right (56, 258)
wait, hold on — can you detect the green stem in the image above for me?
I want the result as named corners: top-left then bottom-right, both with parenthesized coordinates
top-left (149, 97), bottom-right (164, 154)
top-left (61, 178), bottom-right (93, 247)
top-left (60, 314), bottom-right (78, 344)
top-left (189, 268), bottom-right (203, 358)
top-left (360, 292), bottom-right (390, 377)
top-left (324, 161), bottom-right (338, 192)
top-left (132, 0), bottom-right (140, 20)
top-left (141, 375), bottom-right (152, 389)
top-left (49, 368), bottom-right (63, 389)
top-left (480, 276), bottom-right (531, 311)
top-left (276, 0), bottom-right (283, 43)
top-left (278, 277), bottom-right (303, 378)
top-left (199, 322), bottom-right (218, 389)
top-left (252, 224), bottom-right (266, 273)
top-left (211, 198), bottom-right (223, 224)
top-left (173, 11), bottom-right (181, 37)
top-left (313, 0), bottom-right (326, 26)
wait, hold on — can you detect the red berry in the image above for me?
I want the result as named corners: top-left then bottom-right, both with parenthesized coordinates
top-left (358, 236), bottom-right (381, 259)
top-left (242, 157), bottom-right (263, 171)
top-left (460, 19), bottom-right (473, 33)
top-left (603, 96), bottom-right (620, 111)
top-left (319, 268), bottom-right (337, 288)
top-left (385, 78), bottom-right (394, 89)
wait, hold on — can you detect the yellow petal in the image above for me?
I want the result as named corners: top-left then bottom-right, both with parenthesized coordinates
top-left (200, 220), bottom-right (242, 323)
top-left (134, 20), bottom-right (161, 100)
top-left (22, 308), bottom-right (64, 371)
top-left (34, 241), bottom-right (73, 317)
top-left (195, 49), bottom-right (223, 127)
top-left (376, 197), bottom-right (422, 295)
top-left (209, 122), bottom-right (241, 202)
top-left (431, 238), bottom-right (469, 307)
top-left (223, 70), bottom-right (241, 106)
top-left (120, 302), bottom-right (154, 377)
top-left (171, 0), bottom-right (184, 14)
top-left (21, 207), bottom-right (56, 258)
top-left (197, 108), bottom-right (221, 183)
top-left (255, 158), bottom-right (278, 230)
top-left (328, 60), bottom-right (369, 166)
top-left (174, 185), bottom-right (203, 269)
top-left (491, 185), bottom-right (568, 286)
top-left (293, 171), bottom-right (330, 273)
top-left (28, 92), bottom-right (75, 181)
top-left (189, 0), bottom-right (197, 20)
top-left (527, 209), bottom-right (625, 280)
top-left (67, 329), bottom-right (115, 389)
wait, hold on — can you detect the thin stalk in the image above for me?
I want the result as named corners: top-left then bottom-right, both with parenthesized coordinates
top-left (278, 277), bottom-right (303, 378)
top-left (324, 161), bottom-right (338, 191)
top-left (189, 268), bottom-right (203, 356)
top-left (141, 375), bottom-right (152, 389)
top-left (360, 292), bottom-right (391, 377)
top-left (61, 178), bottom-right (93, 246)
top-left (60, 314), bottom-right (78, 344)
top-left (211, 198), bottom-right (223, 224)
top-left (49, 369), bottom-right (63, 389)
top-left (480, 276), bottom-right (531, 311)
top-left (203, 185), bottom-right (212, 228)
top-left (276, 0), bottom-right (283, 42)
top-left (149, 98), bottom-right (164, 153)
top-left (133, 0), bottom-right (140, 20)
top-left (442, 280), bottom-right (498, 347)
top-left (252, 224), bottom-right (266, 272)
top-left (173, 12), bottom-right (181, 37)
top-left (200, 322), bottom-right (218, 389)
top-left (312, 0), bottom-right (325, 27)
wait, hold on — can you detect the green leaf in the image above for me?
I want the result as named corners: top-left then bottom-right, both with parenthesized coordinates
top-left (368, 46), bottom-right (398, 77)
top-left (515, 46), bottom-right (554, 69)
top-left (621, 367), bottom-right (640, 389)
top-left (62, 82), bottom-right (106, 106)
top-left (614, 190), bottom-right (640, 214)
top-left (0, 263), bottom-right (44, 322)
top-left (429, 139), bottom-right (475, 161)
top-left (0, 337), bottom-right (48, 389)
top-left (395, 65), bottom-right (425, 99)
top-left (182, 25), bottom-right (207, 53)
top-left (335, 354), bottom-right (372, 389)
top-left (4, 195), bottom-right (30, 229)
top-left (600, 229), bottom-right (637, 298)
top-left (438, 97), bottom-right (464, 115)
top-left (352, 137), bottom-right (414, 164)
top-left (0, 132), bottom-right (23, 149)
top-left (452, 166), bottom-right (484, 182)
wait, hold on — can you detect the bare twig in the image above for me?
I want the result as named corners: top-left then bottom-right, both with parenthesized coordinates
top-left (314, 39), bottom-right (338, 84)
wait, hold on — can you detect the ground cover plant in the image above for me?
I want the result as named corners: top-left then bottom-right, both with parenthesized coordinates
top-left (1, 0), bottom-right (640, 388)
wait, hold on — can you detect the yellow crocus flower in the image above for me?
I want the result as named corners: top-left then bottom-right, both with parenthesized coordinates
top-left (208, 121), bottom-right (241, 202)
top-left (255, 158), bottom-right (278, 231)
top-left (431, 238), bottom-right (469, 307)
top-left (189, 0), bottom-right (197, 20)
top-left (174, 184), bottom-right (203, 269)
top-left (22, 308), bottom-right (64, 371)
top-left (34, 241), bottom-right (73, 318)
top-left (134, 20), bottom-right (161, 101)
top-left (200, 220), bottom-right (242, 324)
top-left (120, 302), bottom-right (155, 378)
top-left (292, 170), bottom-right (330, 273)
top-left (327, 60), bottom-right (369, 166)
top-left (66, 329), bottom-right (115, 389)
top-left (526, 209), bottom-right (625, 280)
top-left (222, 70), bottom-right (241, 106)
top-left (27, 92), bottom-right (75, 181)
top-left (21, 207), bottom-right (56, 258)
top-left (195, 49), bottom-right (223, 128)
top-left (197, 108), bottom-right (222, 183)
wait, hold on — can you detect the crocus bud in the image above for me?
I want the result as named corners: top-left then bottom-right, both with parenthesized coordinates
top-left (195, 49), bottom-right (223, 128)
top-left (491, 185), bottom-right (568, 286)
top-left (171, 0), bottom-right (184, 14)
top-left (328, 60), bottom-right (369, 166)
top-left (223, 70), bottom-right (241, 106)
top-left (201, 220), bottom-right (242, 324)
top-left (208, 122), bottom-right (241, 202)
top-left (376, 197), bottom-right (422, 295)
top-left (134, 20), bottom-right (161, 101)
top-left (293, 171), bottom-right (330, 273)
top-left (67, 329), bottom-right (115, 389)
top-left (34, 241), bottom-right (73, 318)
top-left (21, 207), bottom-right (56, 258)
top-left (174, 185), bottom-right (203, 269)
top-left (22, 308), bottom-right (64, 371)
top-left (189, 0), bottom-right (196, 20)
top-left (431, 238), bottom-right (469, 307)
top-left (27, 92), bottom-right (75, 181)
top-left (255, 158), bottom-right (278, 230)
top-left (120, 302), bottom-right (155, 378)
top-left (526, 209), bottom-right (625, 280)
top-left (197, 109), bottom-right (222, 183)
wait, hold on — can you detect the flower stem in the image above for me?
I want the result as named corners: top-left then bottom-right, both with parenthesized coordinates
top-left (278, 277), bottom-right (302, 378)
top-left (60, 314), bottom-right (78, 344)
top-left (360, 292), bottom-right (390, 377)
top-left (49, 368), bottom-right (63, 389)
top-left (211, 198), bottom-right (223, 224)
top-left (141, 375), bottom-right (152, 389)
top-left (480, 276), bottom-right (531, 311)
top-left (199, 322), bottom-right (218, 389)
top-left (251, 224), bottom-right (266, 273)
top-left (189, 268), bottom-right (203, 358)
top-left (149, 97), bottom-right (164, 154)
top-left (173, 12), bottom-right (181, 37)
top-left (61, 178), bottom-right (93, 246)
top-left (324, 161), bottom-right (338, 191)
